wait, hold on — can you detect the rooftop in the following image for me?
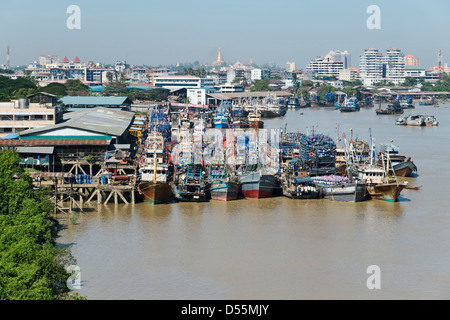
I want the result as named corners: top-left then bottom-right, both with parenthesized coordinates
top-left (59, 96), bottom-right (132, 106)
top-left (19, 107), bottom-right (135, 137)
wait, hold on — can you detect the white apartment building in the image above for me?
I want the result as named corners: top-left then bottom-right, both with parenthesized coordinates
top-left (338, 68), bottom-right (359, 81)
top-left (154, 75), bottom-right (215, 90)
top-left (187, 88), bottom-right (216, 105)
top-left (359, 48), bottom-right (384, 79)
top-left (286, 61), bottom-right (296, 72)
top-left (327, 50), bottom-right (351, 69)
top-left (384, 48), bottom-right (405, 85)
top-left (306, 55), bottom-right (344, 79)
top-left (0, 93), bottom-right (63, 138)
top-left (250, 68), bottom-right (270, 81)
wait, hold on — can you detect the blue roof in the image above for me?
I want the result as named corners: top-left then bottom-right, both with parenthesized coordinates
top-left (89, 86), bottom-right (105, 92)
top-left (60, 96), bottom-right (131, 106)
top-left (1, 133), bottom-right (20, 139)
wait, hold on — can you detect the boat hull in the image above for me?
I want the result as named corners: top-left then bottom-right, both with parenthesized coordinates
top-left (321, 183), bottom-right (367, 202)
top-left (210, 181), bottom-right (240, 201)
top-left (367, 183), bottom-right (406, 202)
top-left (240, 172), bottom-right (278, 199)
top-left (138, 181), bottom-right (173, 204)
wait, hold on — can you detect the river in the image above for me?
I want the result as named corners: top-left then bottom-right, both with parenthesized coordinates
top-left (57, 102), bottom-right (450, 299)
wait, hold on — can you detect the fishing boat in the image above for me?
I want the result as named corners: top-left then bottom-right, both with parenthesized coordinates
top-left (248, 111), bottom-right (264, 128)
top-left (339, 97), bottom-right (360, 112)
top-left (171, 164), bottom-right (209, 202)
top-left (395, 117), bottom-right (407, 125)
top-left (239, 170), bottom-right (278, 199)
top-left (357, 155), bottom-right (406, 202)
top-left (423, 115), bottom-right (438, 126)
top-left (375, 100), bottom-right (403, 115)
top-left (138, 132), bottom-right (173, 204)
top-left (287, 97), bottom-right (301, 109)
top-left (405, 115), bottom-right (425, 126)
top-left (209, 165), bottom-right (240, 201)
top-left (214, 102), bottom-right (231, 128)
top-left (400, 98), bottom-right (415, 109)
top-left (280, 159), bottom-right (321, 199)
top-left (359, 96), bottom-right (374, 108)
top-left (312, 175), bottom-right (368, 202)
top-left (419, 97), bottom-right (437, 106)
top-left (379, 143), bottom-right (417, 177)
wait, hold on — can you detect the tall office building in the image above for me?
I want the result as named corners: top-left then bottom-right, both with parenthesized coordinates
top-left (359, 48), bottom-right (384, 79)
top-left (327, 50), bottom-right (351, 69)
top-left (286, 61), bottom-right (296, 72)
top-left (384, 48), bottom-right (405, 83)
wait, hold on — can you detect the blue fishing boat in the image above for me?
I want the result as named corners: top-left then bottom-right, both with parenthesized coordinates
top-left (209, 165), bottom-right (240, 201)
top-left (339, 97), bottom-right (360, 112)
top-left (214, 101), bottom-right (231, 128)
top-left (172, 164), bottom-right (209, 202)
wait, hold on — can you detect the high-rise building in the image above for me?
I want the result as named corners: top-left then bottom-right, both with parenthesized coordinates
top-left (384, 48), bottom-right (405, 84)
top-left (306, 55), bottom-right (344, 79)
top-left (327, 50), bottom-right (351, 69)
top-left (286, 61), bottom-right (296, 72)
top-left (359, 48), bottom-right (406, 85)
top-left (359, 48), bottom-right (384, 79)
top-left (405, 54), bottom-right (420, 66)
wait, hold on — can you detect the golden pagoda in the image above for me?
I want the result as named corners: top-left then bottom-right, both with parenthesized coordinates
top-left (212, 47), bottom-right (224, 65)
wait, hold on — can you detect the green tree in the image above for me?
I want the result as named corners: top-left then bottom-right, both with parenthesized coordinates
top-left (0, 150), bottom-right (80, 300)
top-left (250, 79), bottom-right (273, 92)
top-left (103, 81), bottom-right (128, 96)
top-left (65, 79), bottom-right (90, 93)
top-left (36, 83), bottom-right (67, 97)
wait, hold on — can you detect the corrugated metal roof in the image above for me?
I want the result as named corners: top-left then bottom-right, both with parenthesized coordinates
top-left (0, 139), bottom-right (109, 146)
top-left (20, 107), bottom-right (135, 137)
top-left (60, 96), bottom-right (131, 106)
top-left (16, 146), bottom-right (54, 154)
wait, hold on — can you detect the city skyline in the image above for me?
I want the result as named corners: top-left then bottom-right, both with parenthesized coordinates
top-left (1, 0), bottom-right (449, 68)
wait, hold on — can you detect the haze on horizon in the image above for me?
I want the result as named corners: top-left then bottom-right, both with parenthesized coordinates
top-left (0, 0), bottom-right (449, 69)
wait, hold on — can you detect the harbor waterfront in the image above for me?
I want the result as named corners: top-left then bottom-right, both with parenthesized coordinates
top-left (56, 103), bottom-right (450, 299)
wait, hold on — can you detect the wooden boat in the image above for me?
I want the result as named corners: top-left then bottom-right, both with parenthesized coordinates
top-left (280, 159), bottom-right (321, 199)
top-left (357, 159), bottom-right (406, 202)
top-left (248, 111), bottom-right (264, 128)
top-left (379, 143), bottom-right (417, 177)
top-left (339, 97), bottom-right (360, 112)
top-left (209, 164), bottom-right (240, 201)
top-left (138, 132), bottom-right (173, 204)
top-left (239, 171), bottom-right (278, 199)
top-left (375, 101), bottom-right (403, 115)
top-left (311, 175), bottom-right (368, 202)
top-left (171, 164), bottom-right (209, 202)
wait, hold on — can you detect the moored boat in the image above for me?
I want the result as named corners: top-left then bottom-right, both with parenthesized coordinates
top-left (339, 97), bottom-right (360, 112)
top-left (209, 165), bottom-right (240, 201)
top-left (239, 171), bottom-right (278, 199)
top-left (172, 164), bottom-right (209, 202)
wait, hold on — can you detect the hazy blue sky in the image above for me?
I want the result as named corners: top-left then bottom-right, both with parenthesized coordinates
top-left (1, 0), bottom-right (449, 68)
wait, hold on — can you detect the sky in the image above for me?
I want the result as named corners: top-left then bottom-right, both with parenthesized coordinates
top-left (0, 0), bottom-right (449, 69)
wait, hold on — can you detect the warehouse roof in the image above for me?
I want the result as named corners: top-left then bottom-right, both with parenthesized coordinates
top-left (59, 96), bottom-right (132, 106)
top-left (19, 107), bottom-right (135, 137)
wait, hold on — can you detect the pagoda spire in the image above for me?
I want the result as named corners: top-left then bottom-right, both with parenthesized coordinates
top-left (213, 47), bottom-right (224, 65)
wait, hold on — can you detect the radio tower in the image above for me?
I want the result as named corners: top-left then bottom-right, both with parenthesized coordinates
top-left (438, 49), bottom-right (442, 74)
top-left (6, 46), bottom-right (10, 69)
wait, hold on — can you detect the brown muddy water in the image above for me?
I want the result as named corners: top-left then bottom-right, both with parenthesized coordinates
top-left (57, 103), bottom-right (450, 299)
